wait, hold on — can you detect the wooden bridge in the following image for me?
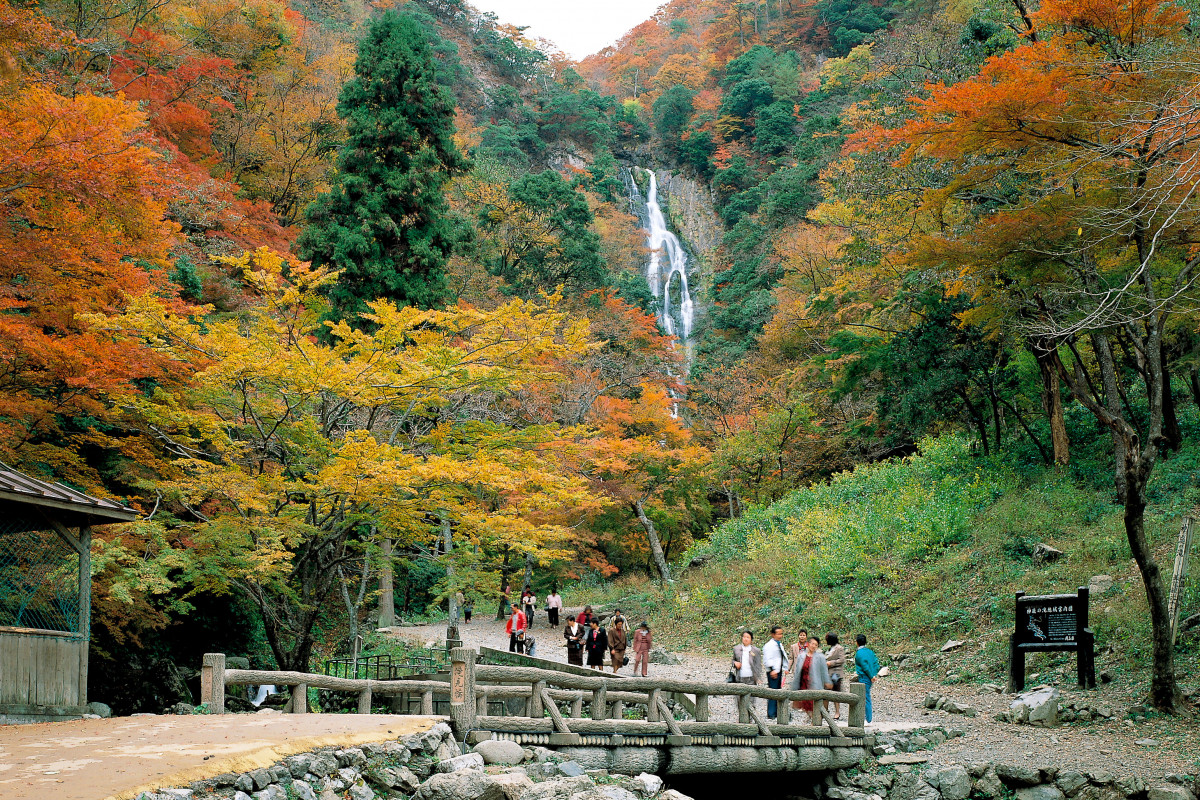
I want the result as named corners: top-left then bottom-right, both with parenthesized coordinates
top-left (200, 648), bottom-right (871, 774)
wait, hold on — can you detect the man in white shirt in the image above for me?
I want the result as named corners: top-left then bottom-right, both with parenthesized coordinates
top-left (763, 625), bottom-right (790, 721)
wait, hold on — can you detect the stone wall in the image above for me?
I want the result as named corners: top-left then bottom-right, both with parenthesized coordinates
top-left (816, 727), bottom-right (1198, 800)
top-left (132, 723), bottom-right (700, 800)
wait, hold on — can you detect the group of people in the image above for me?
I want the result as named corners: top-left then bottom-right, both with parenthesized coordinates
top-left (505, 598), bottom-right (655, 677)
top-left (563, 608), bottom-right (653, 675)
top-left (731, 628), bottom-right (880, 723)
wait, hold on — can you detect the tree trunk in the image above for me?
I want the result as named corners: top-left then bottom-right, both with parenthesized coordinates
top-left (1091, 332), bottom-right (1128, 499)
top-left (633, 499), bottom-right (672, 583)
top-left (1161, 346), bottom-right (1182, 451)
top-left (1033, 340), bottom-right (1070, 465)
top-left (1123, 465), bottom-right (1179, 710)
top-left (1190, 365), bottom-right (1200, 408)
top-left (496, 547), bottom-right (511, 620)
top-left (522, 552), bottom-right (534, 593)
top-left (442, 518), bottom-right (457, 625)
top-left (378, 535), bottom-right (395, 628)
top-left (957, 389), bottom-right (989, 456)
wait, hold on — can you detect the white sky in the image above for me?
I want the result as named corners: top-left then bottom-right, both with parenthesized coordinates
top-left (467, 0), bottom-right (665, 60)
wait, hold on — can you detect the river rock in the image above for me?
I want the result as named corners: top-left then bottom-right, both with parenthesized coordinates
top-left (633, 773), bottom-right (664, 796)
top-left (1089, 575), bottom-right (1114, 594)
top-left (1057, 772), bottom-right (1089, 797)
top-left (248, 768), bottom-right (274, 791)
top-left (1012, 687), bottom-right (1059, 727)
top-left (1148, 787), bottom-right (1197, 800)
top-left (368, 765), bottom-right (420, 792)
top-left (941, 640), bottom-right (966, 652)
top-left (997, 765), bottom-right (1044, 787)
top-left (517, 776), bottom-right (595, 800)
top-left (1017, 787), bottom-right (1066, 800)
top-left (475, 739), bottom-right (527, 765)
top-left (414, 771), bottom-right (505, 800)
top-left (292, 782), bottom-right (318, 800)
top-left (347, 780), bottom-right (375, 800)
top-left (86, 701), bottom-right (113, 718)
top-left (1032, 543), bottom-right (1064, 564)
top-left (436, 753), bottom-right (485, 773)
top-left (648, 647), bottom-right (683, 665)
top-left (932, 766), bottom-right (971, 800)
top-left (252, 787), bottom-right (287, 800)
top-left (557, 760), bottom-right (587, 777)
top-left (491, 772), bottom-right (535, 800)
top-left (974, 770), bottom-right (1005, 798)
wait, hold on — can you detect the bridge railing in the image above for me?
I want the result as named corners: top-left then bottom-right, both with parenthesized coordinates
top-left (200, 649), bottom-right (866, 746)
top-left (448, 647), bottom-right (866, 745)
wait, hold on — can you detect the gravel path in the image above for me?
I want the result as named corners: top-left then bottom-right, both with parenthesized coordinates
top-left (390, 612), bottom-right (1200, 780)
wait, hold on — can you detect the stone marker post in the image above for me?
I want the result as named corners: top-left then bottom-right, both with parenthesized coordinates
top-left (449, 647), bottom-right (476, 735)
top-left (201, 653), bottom-right (226, 715)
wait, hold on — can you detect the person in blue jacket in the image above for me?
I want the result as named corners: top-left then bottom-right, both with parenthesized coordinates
top-left (854, 633), bottom-right (881, 723)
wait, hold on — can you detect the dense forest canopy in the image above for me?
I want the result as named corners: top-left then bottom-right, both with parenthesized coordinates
top-left (3, 0), bottom-right (1200, 711)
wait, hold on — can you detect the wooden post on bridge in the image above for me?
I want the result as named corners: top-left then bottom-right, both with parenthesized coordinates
top-left (201, 653), bottom-right (225, 715)
top-left (849, 682), bottom-right (866, 728)
top-left (450, 647), bottom-right (476, 734)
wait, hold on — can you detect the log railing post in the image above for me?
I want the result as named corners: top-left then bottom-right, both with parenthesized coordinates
top-left (476, 688), bottom-right (488, 717)
top-left (292, 683), bottom-right (308, 714)
top-left (450, 647), bottom-right (477, 733)
top-left (529, 680), bottom-right (546, 718)
top-left (777, 691), bottom-right (790, 725)
top-left (201, 653), bottom-right (226, 715)
top-left (571, 692), bottom-right (584, 718)
top-left (737, 693), bottom-right (750, 724)
top-left (849, 681), bottom-right (866, 728)
top-left (422, 689), bottom-right (434, 715)
top-left (591, 682), bottom-right (607, 720)
top-left (646, 688), bottom-right (661, 722)
top-left (358, 685), bottom-right (373, 714)
top-left (694, 693), bottom-right (709, 722)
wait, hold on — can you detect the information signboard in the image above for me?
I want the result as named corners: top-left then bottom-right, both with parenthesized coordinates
top-left (1008, 587), bottom-right (1096, 691)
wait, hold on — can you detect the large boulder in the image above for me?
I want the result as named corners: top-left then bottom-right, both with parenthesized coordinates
top-left (1148, 787), bottom-right (1197, 800)
top-left (997, 765), bottom-right (1045, 788)
top-left (515, 776), bottom-right (595, 800)
top-left (475, 739), bottom-right (527, 766)
top-left (1011, 687), bottom-right (1059, 727)
top-left (414, 771), bottom-right (505, 800)
top-left (648, 647), bottom-right (683, 666)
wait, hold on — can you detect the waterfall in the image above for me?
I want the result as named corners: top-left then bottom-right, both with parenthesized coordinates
top-left (631, 168), bottom-right (696, 360)
top-left (250, 684), bottom-right (277, 707)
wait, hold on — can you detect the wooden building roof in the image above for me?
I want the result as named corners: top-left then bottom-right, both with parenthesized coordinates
top-left (0, 464), bottom-right (138, 524)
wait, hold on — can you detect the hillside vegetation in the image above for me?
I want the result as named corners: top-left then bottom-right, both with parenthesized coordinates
top-left (582, 431), bottom-right (1200, 685)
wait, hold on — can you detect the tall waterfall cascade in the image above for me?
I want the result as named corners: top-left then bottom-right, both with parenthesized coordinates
top-left (629, 168), bottom-right (697, 364)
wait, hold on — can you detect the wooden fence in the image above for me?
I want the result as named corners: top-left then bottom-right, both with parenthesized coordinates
top-left (199, 649), bottom-right (865, 747)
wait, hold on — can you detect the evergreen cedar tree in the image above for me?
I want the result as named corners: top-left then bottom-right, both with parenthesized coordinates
top-left (298, 11), bottom-right (468, 319)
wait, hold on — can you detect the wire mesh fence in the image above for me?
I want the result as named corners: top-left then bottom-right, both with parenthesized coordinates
top-left (0, 514), bottom-right (80, 633)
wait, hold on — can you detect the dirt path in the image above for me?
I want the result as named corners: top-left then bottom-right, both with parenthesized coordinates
top-left (0, 712), bottom-right (438, 800)
top-left (394, 612), bottom-right (1199, 780)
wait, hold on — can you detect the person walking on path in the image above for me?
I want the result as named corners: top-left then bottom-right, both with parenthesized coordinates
top-left (731, 631), bottom-right (763, 686)
top-left (825, 632), bottom-right (846, 720)
top-left (521, 588), bottom-right (536, 629)
top-left (585, 619), bottom-right (608, 670)
top-left (763, 625), bottom-right (789, 721)
top-left (785, 628), bottom-right (807, 685)
top-left (854, 633), bottom-right (880, 723)
top-left (577, 605), bottom-right (594, 627)
top-left (453, 590), bottom-right (465, 625)
top-left (564, 614), bottom-right (585, 665)
top-left (505, 603), bottom-right (527, 653)
top-left (546, 589), bottom-right (562, 627)
top-left (631, 622), bottom-right (652, 677)
top-left (608, 617), bottom-right (628, 674)
top-left (463, 598), bottom-right (474, 624)
top-left (790, 636), bottom-right (832, 724)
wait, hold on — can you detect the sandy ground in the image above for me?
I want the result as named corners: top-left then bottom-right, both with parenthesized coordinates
top-left (0, 712), bottom-right (439, 800)
top-left (397, 611), bottom-right (1200, 780)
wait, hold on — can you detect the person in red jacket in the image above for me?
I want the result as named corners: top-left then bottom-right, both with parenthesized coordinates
top-left (506, 603), bottom-right (527, 653)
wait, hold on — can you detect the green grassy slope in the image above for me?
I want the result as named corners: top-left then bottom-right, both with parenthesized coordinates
top-left (579, 434), bottom-right (1200, 686)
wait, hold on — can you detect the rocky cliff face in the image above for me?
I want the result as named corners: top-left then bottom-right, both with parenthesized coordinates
top-left (654, 171), bottom-right (723, 258)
